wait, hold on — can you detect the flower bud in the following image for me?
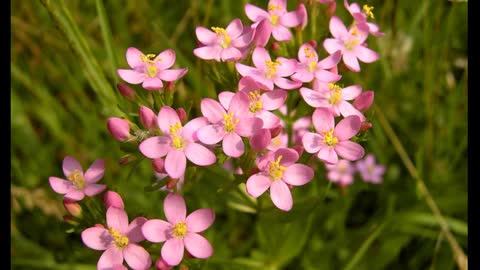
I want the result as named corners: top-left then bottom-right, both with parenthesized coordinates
top-left (166, 81), bottom-right (175, 91)
top-left (63, 198), bottom-right (82, 218)
top-left (103, 191), bottom-right (125, 209)
top-left (63, 215), bottom-right (79, 226)
top-left (107, 117), bottom-right (130, 141)
top-left (307, 40), bottom-right (318, 49)
top-left (176, 108), bottom-right (187, 123)
top-left (250, 128), bottom-right (271, 151)
top-left (292, 145), bottom-right (304, 156)
top-left (360, 121), bottom-right (373, 132)
top-left (269, 125), bottom-right (283, 138)
top-left (139, 106), bottom-right (157, 129)
top-left (116, 83), bottom-right (136, 100)
top-left (353, 91), bottom-right (374, 112)
top-left (155, 258), bottom-right (172, 270)
top-left (270, 42), bottom-right (280, 52)
top-left (152, 158), bottom-right (166, 174)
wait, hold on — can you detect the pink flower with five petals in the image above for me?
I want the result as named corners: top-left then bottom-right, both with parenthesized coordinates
top-left (356, 154), bottom-right (386, 184)
top-left (343, 0), bottom-right (384, 37)
top-left (292, 43), bottom-right (342, 83)
top-left (325, 159), bottom-right (356, 187)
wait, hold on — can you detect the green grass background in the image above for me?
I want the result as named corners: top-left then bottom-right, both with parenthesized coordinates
top-left (11, 0), bottom-right (467, 269)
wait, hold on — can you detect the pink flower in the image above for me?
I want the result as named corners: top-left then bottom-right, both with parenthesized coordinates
top-left (139, 106), bottom-right (216, 179)
top-left (300, 80), bottom-right (366, 121)
top-left (325, 159), bottom-right (355, 187)
top-left (117, 47), bottom-right (188, 90)
top-left (235, 47), bottom-right (301, 90)
top-left (142, 193), bottom-right (215, 266)
top-left (246, 148), bottom-right (314, 211)
top-left (343, 0), bottom-right (384, 37)
top-left (302, 108), bottom-right (365, 164)
top-left (49, 156), bottom-right (106, 201)
top-left (194, 18), bottom-right (254, 62)
top-left (197, 92), bottom-right (263, 158)
top-left (81, 207), bottom-right (152, 270)
top-left (356, 154), bottom-right (385, 184)
top-left (291, 43), bottom-right (342, 83)
top-left (139, 106), bottom-right (157, 129)
top-left (323, 16), bottom-right (379, 72)
top-left (104, 191), bottom-right (125, 210)
top-left (245, 0), bottom-right (306, 42)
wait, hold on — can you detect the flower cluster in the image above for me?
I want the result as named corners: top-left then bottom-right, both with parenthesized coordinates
top-left (49, 0), bottom-right (385, 268)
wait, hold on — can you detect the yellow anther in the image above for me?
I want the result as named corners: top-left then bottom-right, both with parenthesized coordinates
top-left (211, 27), bottom-right (231, 49)
top-left (368, 165), bottom-right (375, 174)
top-left (327, 83), bottom-right (342, 105)
top-left (109, 227), bottom-right (129, 249)
top-left (322, 128), bottom-right (339, 146)
top-left (141, 53), bottom-right (157, 64)
top-left (363, 5), bottom-right (375, 19)
top-left (223, 112), bottom-right (239, 133)
top-left (67, 169), bottom-right (86, 190)
top-left (172, 222), bottom-right (187, 238)
top-left (303, 46), bottom-right (317, 59)
top-left (269, 155), bottom-right (286, 180)
top-left (271, 136), bottom-right (283, 147)
top-left (268, 4), bottom-right (283, 12)
top-left (248, 91), bottom-right (263, 113)
top-left (169, 123), bottom-right (185, 149)
top-left (146, 65), bottom-right (158, 78)
top-left (265, 59), bottom-right (282, 79)
top-left (344, 39), bottom-right (359, 50)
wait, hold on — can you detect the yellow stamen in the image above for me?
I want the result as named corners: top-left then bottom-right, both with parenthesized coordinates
top-left (67, 169), bottom-right (86, 190)
top-left (344, 39), bottom-right (359, 50)
top-left (368, 165), bottom-right (375, 174)
top-left (169, 122), bottom-right (185, 149)
top-left (223, 112), bottom-right (239, 133)
top-left (172, 222), bottom-right (187, 238)
top-left (308, 61), bottom-right (317, 72)
top-left (303, 46), bottom-right (317, 59)
top-left (265, 59), bottom-right (282, 79)
top-left (327, 83), bottom-right (342, 105)
top-left (351, 24), bottom-right (359, 36)
top-left (269, 155), bottom-right (286, 180)
top-left (363, 5), bottom-right (375, 19)
top-left (271, 136), bottom-right (282, 147)
top-left (270, 15), bottom-right (279, 26)
top-left (268, 4), bottom-right (283, 12)
top-left (109, 227), bottom-right (129, 249)
top-left (140, 53), bottom-right (158, 64)
top-left (211, 27), bottom-right (231, 49)
top-left (248, 91), bottom-right (263, 113)
top-left (322, 128), bottom-right (339, 146)
top-left (146, 65), bottom-right (158, 78)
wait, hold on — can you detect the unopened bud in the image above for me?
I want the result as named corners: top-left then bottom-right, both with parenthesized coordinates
top-left (269, 125), bottom-right (283, 138)
top-left (176, 108), bottom-right (187, 123)
top-left (107, 117), bottom-right (130, 141)
top-left (360, 121), bottom-right (373, 132)
top-left (307, 40), bottom-right (318, 49)
top-left (152, 158), bottom-right (166, 174)
top-left (103, 191), bottom-right (125, 209)
top-left (270, 42), bottom-right (280, 51)
top-left (166, 81), bottom-right (175, 91)
top-left (63, 198), bottom-right (82, 218)
top-left (297, 4), bottom-right (308, 29)
top-left (119, 155), bottom-right (131, 165)
top-left (116, 83), bottom-right (136, 100)
top-left (139, 106), bottom-right (157, 129)
top-left (353, 91), bottom-right (374, 112)
top-left (155, 258), bottom-right (172, 270)
top-left (166, 178), bottom-right (178, 190)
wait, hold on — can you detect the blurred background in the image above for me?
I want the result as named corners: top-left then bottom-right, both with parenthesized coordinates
top-left (11, 0), bottom-right (467, 269)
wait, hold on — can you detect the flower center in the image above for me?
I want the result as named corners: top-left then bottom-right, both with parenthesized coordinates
top-left (140, 54), bottom-right (158, 64)
top-left (67, 169), bottom-right (86, 190)
top-left (211, 27), bottom-right (231, 49)
top-left (269, 155), bottom-right (286, 180)
top-left (248, 91), bottom-right (263, 113)
top-left (271, 136), bottom-right (283, 147)
top-left (223, 112), bottom-right (239, 133)
top-left (338, 163), bottom-right (347, 173)
top-left (270, 14), bottom-right (279, 26)
top-left (172, 222), bottom-right (187, 238)
top-left (368, 165), bottom-right (375, 174)
top-left (146, 65), bottom-right (158, 78)
top-left (363, 5), bottom-right (375, 19)
top-left (322, 128), bottom-right (339, 147)
top-left (268, 4), bottom-right (283, 25)
top-left (109, 227), bottom-right (129, 249)
top-left (265, 59), bottom-right (281, 79)
top-left (344, 39), bottom-right (359, 51)
top-left (327, 83), bottom-right (342, 105)
top-left (169, 122), bottom-right (185, 149)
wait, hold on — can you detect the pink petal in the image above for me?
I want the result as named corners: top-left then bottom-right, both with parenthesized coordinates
top-left (283, 164), bottom-right (314, 186)
top-left (300, 87), bottom-right (325, 107)
top-left (312, 107), bottom-right (335, 132)
top-left (197, 124), bottom-right (226, 144)
top-left (155, 49), bottom-right (176, 70)
top-left (343, 53), bottom-right (360, 72)
top-left (251, 74), bottom-right (275, 90)
top-left (252, 20), bottom-right (272, 47)
top-left (335, 141), bottom-right (365, 161)
top-left (341, 85), bottom-right (362, 100)
top-left (255, 111), bottom-right (280, 129)
top-left (141, 219), bottom-right (172, 243)
top-left (84, 184), bottom-right (106, 196)
top-left (200, 98), bottom-right (226, 123)
top-left (323, 38), bottom-right (344, 54)
top-left (161, 238), bottom-right (185, 266)
top-left (123, 243), bottom-right (152, 270)
top-left (235, 63), bottom-right (259, 77)
top-left (250, 128), bottom-right (271, 151)
top-left (165, 150), bottom-right (187, 179)
top-left (65, 190), bottom-right (85, 201)
top-left (84, 159), bottom-right (105, 183)
top-left (236, 117), bottom-right (263, 137)
top-left (231, 28), bottom-right (254, 47)
top-left (184, 233), bottom-right (213, 259)
top-left (318, 50), bottom-right (342, 69)
top-left (126, 47), bottom-right (145, 69)
top-left (223, 132), bottom-right (245, 158)
top-left (270, 180), bottom-right (293, 211)
top-left (314, 69), bottom-right (342, 83)
top-left (221, 48), bottom-right (242, 61)
top-left (302, 132), bottom-right (322, 153)
top-left (246, 173), bottom-right (272, 198)
top-left (226, 18), bottom-right (243, 38)
top-left (81, 227), bottom-right (111, 250)
top-left (107, 207), bottom-right (129, 233)
top-left (186, 209), bottom-right (215, 233)
top-left (261, 90), bottom-right (287, 110)
top-left (270, 0), bottom-right (287, 9)
top-left (276, 58), bottom-right (297, 76)
top-left (142, 77), bottom-right (164, 90)
top-left (252, 47), bottom-right (270, 70)
top-left (318, 147), bottom-right (338, 164)
top-left (245, 4), bottom-right (269, 22)
top-left (274, 77), bottom-right (302, 90)
top-left (229, 92), bottom-right (249, 116)
top-left (334, 115), bottom-right (361, 140)
top-left (280, 10), bottom-right (303, 27)
top-left (185, 143), bottom-right (216, 166)
top-left (49, 177), bottom-right (71, 194)
top-left (355, 46), bottom-right (379, 63)
top-left (329, 16), bottom-right (348, 38)
top-left (117, 69), bottom-right (146, 84)
top-left (98, 248), bottom-right (124, 270)
top-left (164, 193), bottom-right (187, 224)
top-left (274, 148), bottom-right (299, 166)
top-left (182, 117), bottom-right (209, 142)
top-left (298, 44), bottom-right (318, 63)
top-left (193, 46), bottom-right (221, 61)
top-left (158, 69), bottom-right (188, 82)
top-left (338, 101), bottom-right (366, 121)
top-left (126, 217), bottom-right (148, 243)
top-left (62, 156), bottom-right (82, 178)
top-left (195, 27), bottom-right (217, 45)
top-left (291, 70), bottom-right (314, 83)
top-left (139, 136), bottom-right (171, 159)
top-left (159, 107), bottom-right (181, 135)
top-left (218, 91), bottom-right (235, 109)
top-left (272, 26), bottom-right (292, 41)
